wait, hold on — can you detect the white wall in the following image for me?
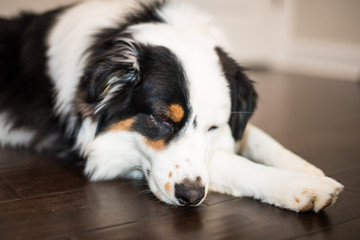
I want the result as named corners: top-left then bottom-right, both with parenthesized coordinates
top-left (274, 0), bottom-right (360, 81)
top-left (183, 0), bottom-right (360, 81)
top-left (1, 0), bottom-right (359, 81)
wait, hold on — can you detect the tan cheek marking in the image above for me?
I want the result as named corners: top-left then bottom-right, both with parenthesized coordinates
top-left (144, 138), bottom-right (166, 151)
top-left (167, 104), bottom-right (184, 123)
top-left (175, 165), bottom-right (180, 169)
top-left (156, 191), bottom-right (162, 200)
top-left (169, 172), bottom-right (172, 178)
top-left (165, 182), bottom-right (172, 195)
top-left (108, 118), bottom-right (134, 132)
top-left (295, 197), bottom-right (300, 203)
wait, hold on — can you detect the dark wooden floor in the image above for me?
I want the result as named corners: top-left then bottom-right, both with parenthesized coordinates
top-left (1, 72), bottom-right (359, 240)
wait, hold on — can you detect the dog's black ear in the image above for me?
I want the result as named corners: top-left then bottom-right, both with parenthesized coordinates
top-left (215, 47), bottom-right (258, 140)
top-left (76, 33), bottom-right (141, 117)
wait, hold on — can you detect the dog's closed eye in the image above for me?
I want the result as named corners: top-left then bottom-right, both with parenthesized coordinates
top-left (208, 125), bottom-right (219, 132)
top-left (160, 116), bottom-right (172, 124)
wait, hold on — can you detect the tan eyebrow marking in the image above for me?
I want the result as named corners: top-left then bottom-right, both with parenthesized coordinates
top-left (167, 104), bottom-right (184, 123)
top-left (108, 117), bottom-right (134, 132)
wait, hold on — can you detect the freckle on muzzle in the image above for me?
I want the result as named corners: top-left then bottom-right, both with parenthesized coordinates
top-left (175, 177), bottom-right (205, 206)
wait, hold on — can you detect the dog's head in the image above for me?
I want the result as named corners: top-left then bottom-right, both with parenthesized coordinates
top-left (76, 2), bottom-right (257, 206)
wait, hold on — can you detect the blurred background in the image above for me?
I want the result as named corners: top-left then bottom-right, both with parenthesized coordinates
top-left (0, 0), bottom-right (359, 82)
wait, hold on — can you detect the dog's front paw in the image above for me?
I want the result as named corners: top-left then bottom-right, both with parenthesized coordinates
top-left (270, 175), bottom-right (344, 212)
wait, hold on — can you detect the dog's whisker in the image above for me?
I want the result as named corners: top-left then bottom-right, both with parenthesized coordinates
top-left (136, 189), bottom-right (152, 196)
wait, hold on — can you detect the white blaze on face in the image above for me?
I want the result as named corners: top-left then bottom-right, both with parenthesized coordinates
top-left (130, 7), bottom-right (231, 203)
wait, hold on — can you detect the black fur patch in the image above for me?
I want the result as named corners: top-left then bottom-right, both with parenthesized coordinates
top-left (76, 0), bottom-right (168, 121)
top-left (76, 1), bottom-right (190, 145)
top-left (130, 45), bottom-right (190, 143)
top-left (75, 0), bottom-right (167, 120)
top-left (79, 40), bottom-right (190, 143)
top-left (0, 0), bottom-right (171, 153)
top-left (0, 7), bottom-right (71, 152)
top-left (215, 47), bottom-right (257, 140)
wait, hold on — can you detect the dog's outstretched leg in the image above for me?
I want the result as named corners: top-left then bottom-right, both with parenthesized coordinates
top-left (237, 124), bottom-right (325, 176)
top-left (209, 150), bottom-right (343, 212)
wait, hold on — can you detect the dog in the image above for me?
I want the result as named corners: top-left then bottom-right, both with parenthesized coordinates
top-left (0, 0), bottom-right (343, 212)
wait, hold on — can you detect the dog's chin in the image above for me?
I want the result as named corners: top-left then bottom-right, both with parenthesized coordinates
top-left (153, 192), bottom-right (205, 207)
top-left (149, 186), bottom-right (179, 206)
top-left (158, 194), bottom-right (180, 206)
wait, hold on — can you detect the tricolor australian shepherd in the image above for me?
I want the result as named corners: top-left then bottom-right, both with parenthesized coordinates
top-left (0, 0), bottom-right (343, 211)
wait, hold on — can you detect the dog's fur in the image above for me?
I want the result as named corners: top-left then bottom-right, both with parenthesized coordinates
top-left (0, 0), bottom-right (343, 211)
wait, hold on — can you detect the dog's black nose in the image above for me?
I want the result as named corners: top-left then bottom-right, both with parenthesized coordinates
top-left (175, 178), bottom-right (205, 205)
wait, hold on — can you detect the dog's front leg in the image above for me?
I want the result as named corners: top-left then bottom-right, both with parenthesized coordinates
top-left (237, 124), bottom-right (325, 176)
top-left (209, 150), bottom-right (343, 212)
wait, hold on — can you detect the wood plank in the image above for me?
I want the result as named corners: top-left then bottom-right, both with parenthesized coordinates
top-left (293, 218), bottom-right (360, 240)
top-left (0, 180), bottom-right (185, 240)
top-left (334, 191), bottom-right (360, 218)
top-left (0, 148), bottom-right (39, 172)
top-left (76, 196), bottom-right (356, 240)
top-left (2, 161), bottom-right (87, 198)
top-left (0, 178), bottom-right (21, 203)
top-left (250, 72), bottom-right (360, 176)
top-left (329, 167), bottom-right (360, 194)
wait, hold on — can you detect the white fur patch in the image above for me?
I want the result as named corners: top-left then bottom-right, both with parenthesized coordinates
top-left (75, 117), bottom-right (98, 155)
top-left (0, 113), bottom-right (36, 148)
top-left (84, 131), bottom-right (145, 181)
top-left (238, 124), bottom-right (325, 176)
top-left (210, 150), bottom-right (343, 212)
